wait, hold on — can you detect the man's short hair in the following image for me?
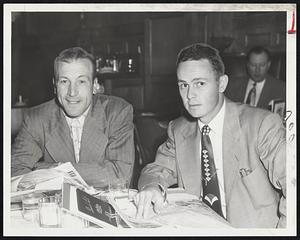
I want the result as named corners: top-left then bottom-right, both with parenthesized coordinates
top-left (176, 43), bottom-right (225, 78)
top-left (246, 46), bottom-right (271, 62)
top-left (54, 47), bottom-right (96, 81)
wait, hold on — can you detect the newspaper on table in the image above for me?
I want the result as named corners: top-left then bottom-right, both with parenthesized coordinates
top-left (108, 188), bottom-right (233, 228)
top-left (11, 162), bottom-right (96, 202)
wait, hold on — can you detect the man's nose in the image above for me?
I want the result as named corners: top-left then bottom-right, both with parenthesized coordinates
top-left (68, 83), bottom-right (78, 96)
top-left (254, 65), bottom-right (261, 73)
top-left (187, 86), bottom-right (195, 100)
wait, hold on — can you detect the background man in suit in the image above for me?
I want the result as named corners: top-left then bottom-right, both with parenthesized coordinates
top-left (225, 46), bottom-right (286, 109)
top-left (135, 43), bottom-right (286, 228)
top-left (11, 47), bottom-right (134, 189)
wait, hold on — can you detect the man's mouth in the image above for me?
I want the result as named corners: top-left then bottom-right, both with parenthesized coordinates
top-left (188, 104), bottom-right (201, 108)
top-left (66, 99), bottom-right (80, 104)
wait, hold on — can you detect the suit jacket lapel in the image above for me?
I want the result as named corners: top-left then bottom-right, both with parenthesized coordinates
top-left (222, 99), bottom-right (242, 205)
top-left (45, 106), bottom-right (75, 163)
top-left (80, 97), bottom-right (108, 163)
top-left (239, 77), bottom-right (249, 103)
top-left (177, 120), bottom-right (202, 197)
top-left (257, 75), bottom-right (272, 108)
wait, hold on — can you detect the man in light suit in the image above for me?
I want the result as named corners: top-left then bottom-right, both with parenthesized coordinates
top-left (11, 47), bottom-right (134, 189)
top-left (225, 46), bottom-right (286, 110)
top-left (135, 43), bottom-right (286, 228)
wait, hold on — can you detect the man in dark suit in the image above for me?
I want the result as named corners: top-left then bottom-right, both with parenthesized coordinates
top-left (135, 43), bottom-right (286, 228)
top-left (225, 46), bottom-right (286, 110)
top-left (11, 47), bottom-right (134, 189)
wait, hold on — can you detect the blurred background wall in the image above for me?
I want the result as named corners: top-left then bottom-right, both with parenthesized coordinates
top-left (12, 11), bottom-right (286, 117)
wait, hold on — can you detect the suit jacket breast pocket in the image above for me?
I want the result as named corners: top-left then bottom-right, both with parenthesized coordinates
top-left (241, 166), bottom-right (278, 209)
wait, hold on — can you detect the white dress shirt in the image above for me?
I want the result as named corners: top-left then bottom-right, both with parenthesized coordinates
top-left (243, 78), bottom-right (266, 106)
top-left (198, 99), bottom-right (226, 218)
top-left (64, 106), bottom-right (90, 163)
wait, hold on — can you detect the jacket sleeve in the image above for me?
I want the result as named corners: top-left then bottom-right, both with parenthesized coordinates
top-left (73, 104), bottom-right (135, 189)
top-left (138, 120), bottom-right (178, 191)
top-left (257, 113), bottom-right (286, 228)
top-left (11, 111), bottom-right (44, 176)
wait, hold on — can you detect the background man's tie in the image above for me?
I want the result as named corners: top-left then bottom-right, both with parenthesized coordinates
top-left (70, 119), bottom-right (81, 163)
top-left (246, 82), bottom-right (257, 106)
top-left (201, 125), bottom-right (224, 218)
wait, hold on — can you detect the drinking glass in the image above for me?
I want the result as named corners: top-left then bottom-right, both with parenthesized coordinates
top-left (22, 192), bottom-right (45, 224)
top-left (38, 196), bottom-right (61, 228)
top-left (108, 178), bottom-right (129, 199)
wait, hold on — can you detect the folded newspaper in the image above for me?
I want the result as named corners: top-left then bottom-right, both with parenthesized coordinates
top-left (11, 162), bottom-right (96, 201)
top-left (108, 188), bottom-right (233, 228)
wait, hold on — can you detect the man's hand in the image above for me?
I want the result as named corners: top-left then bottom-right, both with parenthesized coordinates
top-left (134, 185), bottom-right (166, 219)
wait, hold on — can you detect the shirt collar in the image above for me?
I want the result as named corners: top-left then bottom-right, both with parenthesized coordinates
top-left (198, 99), bottom-right (226, 133)
top-left (249, 78), bottom-right (266, 87)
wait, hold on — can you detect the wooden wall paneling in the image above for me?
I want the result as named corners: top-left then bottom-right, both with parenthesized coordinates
top-left (231, 12), bottom-right (286, 53)
top-left (12, 15), bottom-right (23, 105)
top-left (150, 16), bottom-right (184, 75)
top-left (245, 32), bottom-right (272, 48)
top-left (144, 18), bottom-right (153, 110)
top-left (102, 76), bottom-right (144, 110)
top-left (183, 13), bottom-right (207, 45)
top-left (144, 15), bottom-right (184, 111)
top-left (111, 85), bottom-right (144, 110)
top-left (150, 76), bottom-right (182, 115)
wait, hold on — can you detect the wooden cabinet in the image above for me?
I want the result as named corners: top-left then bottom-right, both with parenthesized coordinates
top-left (98, 73), bottom-right (144, 110)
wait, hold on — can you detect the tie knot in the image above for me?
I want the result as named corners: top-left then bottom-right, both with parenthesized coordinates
top-left (202, 125), bottom-right (211, 135)
top-left (252, 82), bottom-right (257, 87)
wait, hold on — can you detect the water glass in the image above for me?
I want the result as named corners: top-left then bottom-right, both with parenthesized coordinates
top-left (108, 178), bottom-right (129, 198)
top-left (38, 196), bottom-right (61, 228)
top-left (22, 192), bottom-right (45, 224)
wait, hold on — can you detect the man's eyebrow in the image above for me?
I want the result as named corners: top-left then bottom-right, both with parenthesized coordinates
top-left (177, 78), bottom-right (206, 83)
top-left (177, 79), bottom-right (186, 83)
top-left (77, 75), bottom-right (89, 79)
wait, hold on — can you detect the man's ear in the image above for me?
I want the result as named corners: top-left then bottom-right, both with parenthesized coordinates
top-left (93, 78), bottom-right (100, 94)
top-left (267, 60), bottom-right (271, 70)
top-left (52, 78), bottom-right (56, 94)
top-left (218, 74), bottom-right (229, 93)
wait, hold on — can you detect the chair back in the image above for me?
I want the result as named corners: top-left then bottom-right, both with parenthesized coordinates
top-left (134, 112), bottom-right (168, 167)
top-left (11, 107), bottom-right (27, 141)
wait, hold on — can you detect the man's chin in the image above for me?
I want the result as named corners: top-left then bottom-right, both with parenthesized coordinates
top-left (64, 109), bottom-right (83, 118)
top-left (252, 76), bottom-right (264, 82)
top-left (187, 110), bottom-right (202, 119)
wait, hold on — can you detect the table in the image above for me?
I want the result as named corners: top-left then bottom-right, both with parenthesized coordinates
top-left (9, 188), bottom-right (232, 231)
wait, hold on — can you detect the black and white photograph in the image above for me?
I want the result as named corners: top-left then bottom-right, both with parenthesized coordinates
top-left (3, 3), bottom-right (297, 236)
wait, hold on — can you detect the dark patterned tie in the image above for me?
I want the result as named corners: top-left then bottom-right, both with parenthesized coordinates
top-left (246, 82), bottom-right (257, 106)
top-left (201, 125), bottom-right (224, 218)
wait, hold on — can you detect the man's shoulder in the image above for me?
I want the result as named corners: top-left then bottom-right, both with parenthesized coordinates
top-left (266, 74), bottom-right (285, 89)
top-left (26, 99), bottom-right (58, 116)
top-left (168, 115), bottom-right (197, 133)
top-left (93, 94), bottom-right (133, 117)
top-left (95, 94), bottom-right (132, 108)
top-left (227, 100), bottom-right (281, 126)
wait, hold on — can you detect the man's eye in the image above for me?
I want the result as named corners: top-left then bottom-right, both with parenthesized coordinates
top-left (195, 82), bottom-right (204, 87)
top-left (179, 83), bottom-right (188, 89)
top-left (59, 79), bottom-right (68, 84)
